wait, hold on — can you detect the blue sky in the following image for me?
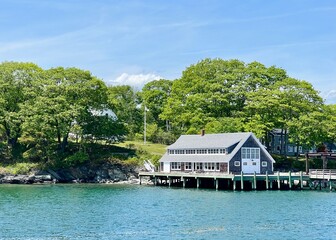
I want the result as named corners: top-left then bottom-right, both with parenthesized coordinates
top-left (1, 0), bottom-right (336, 103)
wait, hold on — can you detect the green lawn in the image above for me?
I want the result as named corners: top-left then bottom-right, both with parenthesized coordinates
top-left (114, 140), bottom-right (167, 156)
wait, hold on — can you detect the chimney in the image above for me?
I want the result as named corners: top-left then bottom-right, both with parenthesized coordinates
top-left (201, 129), bottom-right (205, 136)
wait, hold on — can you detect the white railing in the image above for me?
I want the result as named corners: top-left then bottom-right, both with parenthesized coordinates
top-left (309, 169), bottom-right (336, 180)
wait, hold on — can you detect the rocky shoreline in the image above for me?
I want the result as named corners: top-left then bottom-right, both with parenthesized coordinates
top-left (0, 162), bottom-right (153, 185)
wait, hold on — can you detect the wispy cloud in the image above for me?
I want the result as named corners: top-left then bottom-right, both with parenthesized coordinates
top-left (325, 90), bottom-right (336, 104)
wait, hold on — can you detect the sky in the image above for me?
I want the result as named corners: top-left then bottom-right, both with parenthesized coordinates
top-left (1, 0), bottom-right (336, 103)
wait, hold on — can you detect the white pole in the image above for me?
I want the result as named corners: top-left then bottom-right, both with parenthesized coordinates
top-left (144, 105), bottom-right (146, 145)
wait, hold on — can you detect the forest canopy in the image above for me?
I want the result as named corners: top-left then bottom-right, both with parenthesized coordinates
top-left (0, 59), bottom-right (335, 165)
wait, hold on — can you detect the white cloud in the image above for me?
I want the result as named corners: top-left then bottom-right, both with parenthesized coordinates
top-left (325, 90), bottom-right (336, 104)
top-left (109, 73), bottom-right (163, 89)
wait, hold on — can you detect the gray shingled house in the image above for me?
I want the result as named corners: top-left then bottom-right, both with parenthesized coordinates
top-left (159, 132), bottom-right (275, 174)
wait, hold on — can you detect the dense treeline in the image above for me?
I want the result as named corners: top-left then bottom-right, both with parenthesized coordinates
top-left (1, 59), bottom-right (335, 166)
top-left (141, 59), bottom-right (336, 156)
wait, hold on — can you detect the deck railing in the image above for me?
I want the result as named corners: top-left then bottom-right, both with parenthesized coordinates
top-left (309, 169), bottom-right (336, 180)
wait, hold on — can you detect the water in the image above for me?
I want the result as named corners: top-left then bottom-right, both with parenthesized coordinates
top-left (0, 184), bottom-right (335, 240)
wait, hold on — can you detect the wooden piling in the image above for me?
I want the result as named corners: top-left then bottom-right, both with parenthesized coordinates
top-left (277, 171), bottom-right (280, 189)
top-left (233, 180), bottom-right (236, 191)
top-left (168, 177), bottom-right (172, 187)
top-left (182, 177), bottom-right (185, 188)
top-left (241, 171), bottom-right (244, 190)
top-left (215, 179), bottom-right (219, 190)
top-left (265, 171), bottom-right (269, 190)
top-left (289, 171), bottom-right (292, 189)
top-left (196, 178), bottom-right (200, 188)
top-left (300, 171), bottom-right (303, 189)
top-left (253, 171), bottom-right (257, 190)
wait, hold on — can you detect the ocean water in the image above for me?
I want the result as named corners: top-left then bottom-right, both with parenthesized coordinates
top-left (0, 184), bottom-right (335, 240)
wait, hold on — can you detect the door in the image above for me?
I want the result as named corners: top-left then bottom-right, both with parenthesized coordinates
top-left (242, 159), bottom-right (260, 173)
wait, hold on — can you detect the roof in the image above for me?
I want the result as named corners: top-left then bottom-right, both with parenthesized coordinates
top-left (168, 132), bottom-right (252, 149)
top-left (161, 132), bottom-right (275, 163)
top-left (160, 153), bottom-right (232, 163)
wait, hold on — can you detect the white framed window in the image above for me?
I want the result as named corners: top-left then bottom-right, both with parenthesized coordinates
top-left (234, 161), bottom-right (241, 167)
top-left (243, 162), bottom-right (247, 166)
top-left (171, 162), bottom-right (181, 170)
top-left (216, 163), bottom-right (220, 171)
top-left (204, 162), bottom-right (216, 171)
top-left (220, 149), bottom-right (227, 154)
top-left (185, 162), bottom-right (192, 170)
top-left (241, 147), bottom-right (260, 160)
top-left (195, 162), bottom-right (203, 170)
top-left (262, 161), bottom-right (268, 167)
top-left (168, 150), bottom-right (174, 154)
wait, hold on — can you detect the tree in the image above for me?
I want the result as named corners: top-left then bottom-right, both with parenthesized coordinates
top-left (161, 58), bottom-right (286, 134)
top-left (107, 85), bottom-right (141, 139)
top-left (20, 67), bottom-right (109, 159)
top-left (140, 79), bottom-right (172, 130)
top-left (0, 62), bottom-right (44, 148)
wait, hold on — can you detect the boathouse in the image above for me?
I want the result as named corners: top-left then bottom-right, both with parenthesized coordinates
top-left (159, 131), bottom-right (275, 174)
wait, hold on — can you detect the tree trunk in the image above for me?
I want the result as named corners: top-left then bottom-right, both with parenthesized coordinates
top-left (61, 134), bottom-right (69, 152)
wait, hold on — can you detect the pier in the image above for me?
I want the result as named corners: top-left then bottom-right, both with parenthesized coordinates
top-left (138, 170), bottom-right (324, 191)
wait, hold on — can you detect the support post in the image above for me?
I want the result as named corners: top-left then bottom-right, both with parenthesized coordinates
top-left (241, 171), bottom-right (244, 191)
top-left (168, 177), bottom-right (172, 187)
top-left (265, 171), bottom-right (269, 190)
top-left (233, 180), bottom-right (236, 191)
top-left (277, 171), bottom-right (280, 189)
top-left (182, 177), bottom-right (185, 188)
top-left (300, 171), bottom-right (303, 189)
top-left (289, 171), bottom-right (292, 189)
top-left (154, 177), bottom-right (157, 186)
top-left (139, 175), bottom-right (142, 185)
top-left (305, 152), bottom-right (309, 174)
top-left (196, 178), bottom-right (200, 188)
top-left (215, 178), bottom-right (219, 191)
top-left (270, 181), bottom-right (273, 189)
top-left (253, 171), bottom-right (257, 190)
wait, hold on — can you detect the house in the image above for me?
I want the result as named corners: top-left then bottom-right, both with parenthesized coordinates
top-left (268, 129), bottom-right (302, 156)
top-left (268, 129), bottom-right (336, 155)
top-left (159, 131), bottom-right (275, 174)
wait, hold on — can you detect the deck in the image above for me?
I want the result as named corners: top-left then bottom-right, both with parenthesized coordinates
top-left (139, 170), bottom-right (312, 190)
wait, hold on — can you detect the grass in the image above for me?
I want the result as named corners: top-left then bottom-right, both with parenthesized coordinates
top-left (0, 162), bottom-right (40, 175)
top-left (114, 140), bottom-right (167, 156)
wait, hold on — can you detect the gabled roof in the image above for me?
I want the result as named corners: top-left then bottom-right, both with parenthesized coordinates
top-left (168, 132), bottom-right (251, 149)
top-left (161, 132), bottom-right (275, 163)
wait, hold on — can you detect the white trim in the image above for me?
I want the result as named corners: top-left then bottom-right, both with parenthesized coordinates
top-left (234, 161), bottom-right (241, 167)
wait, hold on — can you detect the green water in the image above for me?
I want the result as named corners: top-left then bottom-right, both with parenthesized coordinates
top-left (0, 184), bottom-right (335, 240)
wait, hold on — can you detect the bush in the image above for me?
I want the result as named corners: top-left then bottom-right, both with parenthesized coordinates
top-left (64, 151), bottom-right (89, 167)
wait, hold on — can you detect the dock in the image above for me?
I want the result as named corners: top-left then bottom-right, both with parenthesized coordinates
top-left (139, 169), bottom-right (336, 191)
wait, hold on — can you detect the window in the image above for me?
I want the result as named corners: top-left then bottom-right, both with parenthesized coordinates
top-left (169, 150), bottom-right (175, 154)
top-left (171, 162), bottom-right (181, 170)
top-left (195, 163), bottom-right (203, 171)
top-left (243, 162), bottom-right (247, 166)
top-left (220, 149), bottom-right (226, 154)
top-left (204, 162), bottom-right (217, 171)
top-left (185, 162), bottom-right (192, 170)
top-left (216, 163), bottom-right (220, 171)
top-left (262, 161), bottom-right (268, 167)
top-left (241, 148), bottom-right (260, 160)
top-left (234, 161), bottom-right (240, 167)
top-left (288, 146), bottom-right (293, 153)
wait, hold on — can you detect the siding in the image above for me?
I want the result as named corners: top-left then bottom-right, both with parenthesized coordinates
top-left (229, 135), bottom-right (273, 173)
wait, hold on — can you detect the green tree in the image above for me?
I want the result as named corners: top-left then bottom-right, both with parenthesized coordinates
top-left (20, 67), bottom-right (109, 160)
top-left (161, 58), bottom-right (286, 134)
top-left (107, 85), bottom-right (141, 139)
top-left (141, 79), bottom-right (172, 130)
top-left (0, 62), bottom-right (44, 148)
